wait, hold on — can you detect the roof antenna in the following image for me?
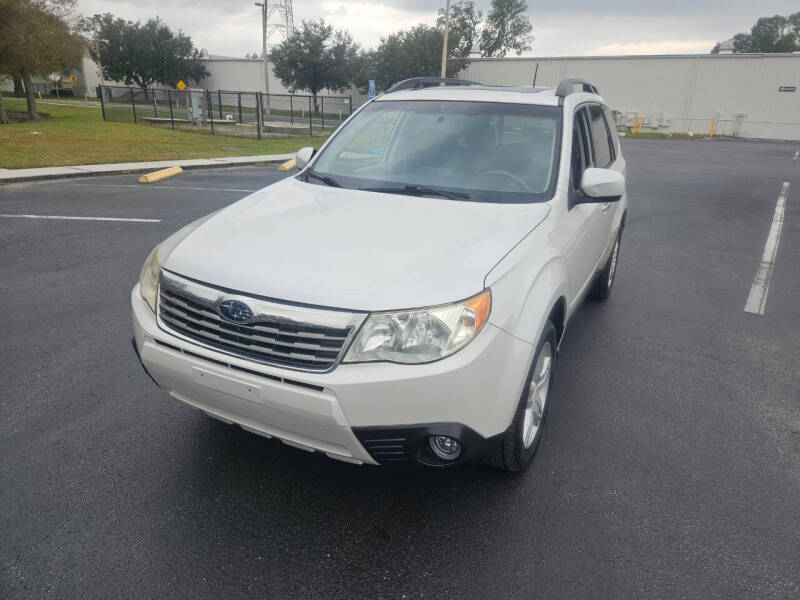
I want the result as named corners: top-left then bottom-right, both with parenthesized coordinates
top-left (532, 63), bottom-right (539, 87)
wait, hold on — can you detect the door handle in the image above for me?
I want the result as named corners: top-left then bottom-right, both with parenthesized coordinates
top-left (601, 202), bottom-right (611, 212)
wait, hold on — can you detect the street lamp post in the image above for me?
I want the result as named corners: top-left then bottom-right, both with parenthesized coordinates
top-left (255, 2), bottom-right (271, 114)
top-left (440, 0), bottom-right (451, 78)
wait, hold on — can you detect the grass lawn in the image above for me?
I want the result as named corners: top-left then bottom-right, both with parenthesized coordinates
top-left (0, 97), bottom-right (329, 169)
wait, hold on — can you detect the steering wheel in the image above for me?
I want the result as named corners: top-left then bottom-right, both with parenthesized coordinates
top-left (475, 169), bottom-right (530, 192)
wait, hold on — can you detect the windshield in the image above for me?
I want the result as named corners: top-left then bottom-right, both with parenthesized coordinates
top-left (305, 100), bottom-right (562, 203)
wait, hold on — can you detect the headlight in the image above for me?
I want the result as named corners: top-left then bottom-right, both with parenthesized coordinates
top-left (138, 245), bottom-right (162, 312)
top-left (343, 290), bottom-right (491, 364)
top-left (134, 210), bottom-right (222, 313)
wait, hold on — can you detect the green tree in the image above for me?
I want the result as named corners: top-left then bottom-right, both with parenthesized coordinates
top-left (269, 20), bottom-right (360, 112)
top-left (89, 14), bottom-right (208, 92)
top-left (712, 13), bottom-right (800, 53)
top-left (0, 0), bottom-right (85, 120)
top-left (0, 79), bottom-right (8, 124)
top-left (730, 32), bottom-right (753, 53)
top-left (361, 24), bottom-right (470, 93)
top-left (480, 0), bottom-right (533, 57)
top-left (437, 0), bottom-right (483, 57)
top-left (0, 43), bottom-right (9, 124)
top-left (747, 15), bottom-right (798, 52)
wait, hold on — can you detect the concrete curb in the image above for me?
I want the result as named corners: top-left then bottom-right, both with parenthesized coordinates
top-left (0, 153), bottom-right (296, 184)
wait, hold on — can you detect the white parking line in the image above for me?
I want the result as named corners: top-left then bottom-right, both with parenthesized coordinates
top-left (0, 214), bottom-right (161, 223)
top-left (744, 181), bottom-right (790, 315)
top-left (67, 183), bottom-right (259, 193)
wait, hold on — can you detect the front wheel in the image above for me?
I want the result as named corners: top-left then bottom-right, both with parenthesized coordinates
top-left (589, 230), bottom-right (621, 300)
top-left (487, 321), bottom-right (557, 472)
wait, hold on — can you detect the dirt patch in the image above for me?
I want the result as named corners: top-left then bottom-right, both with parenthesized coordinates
top-left (5, 111), bottom-right (51, 123)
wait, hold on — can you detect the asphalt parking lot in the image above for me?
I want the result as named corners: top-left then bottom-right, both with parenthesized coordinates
top-left (1, 138), bottom-right (799, 599)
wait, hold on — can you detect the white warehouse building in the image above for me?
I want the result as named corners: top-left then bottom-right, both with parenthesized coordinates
top-left (195, 52), bottom-right (800, 140)
top-left (8, 52), bottom-right (798, 141)
top-left (460, 54), bottom-right (800, 140)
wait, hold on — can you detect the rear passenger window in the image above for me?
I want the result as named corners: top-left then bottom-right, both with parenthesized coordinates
top-left (587, 104), bottom-right (613, 167)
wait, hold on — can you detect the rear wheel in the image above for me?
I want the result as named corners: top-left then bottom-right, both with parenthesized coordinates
top-left (589, 230), bottom-right (621, 300)
top-left (487, 321), bottom-right (557, 472)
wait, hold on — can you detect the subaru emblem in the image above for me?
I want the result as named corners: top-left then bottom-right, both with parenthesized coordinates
top-left (218, 299), bottom-right (254, 323)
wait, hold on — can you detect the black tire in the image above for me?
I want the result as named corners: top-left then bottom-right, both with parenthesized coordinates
top-left (487, 321), bottom-right (558, 472)
top-left (589, 230), bottom-right (621, 300)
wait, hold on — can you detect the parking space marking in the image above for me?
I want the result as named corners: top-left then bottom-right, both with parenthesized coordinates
top-left (744, 181), bottom-right (790, 315)
top-left (66, 183), bottom-right (259, 193)
top-left (0, 214), bottom-right (161, 223)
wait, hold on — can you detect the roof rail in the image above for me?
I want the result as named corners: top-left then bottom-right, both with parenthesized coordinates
top-left (555, 78), bottom-right (600, 98)
top-left (385, 76), bottom-right (482, 93)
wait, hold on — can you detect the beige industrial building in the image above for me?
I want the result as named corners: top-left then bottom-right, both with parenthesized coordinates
top-left (461, 54), bottom-right (800, 140)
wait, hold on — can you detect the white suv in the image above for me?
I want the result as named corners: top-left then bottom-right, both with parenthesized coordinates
top-left (132, 77), bottom-right (627, 471)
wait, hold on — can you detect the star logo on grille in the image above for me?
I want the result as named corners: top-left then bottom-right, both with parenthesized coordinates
top-left (218, 299), bottom-right (254, 324)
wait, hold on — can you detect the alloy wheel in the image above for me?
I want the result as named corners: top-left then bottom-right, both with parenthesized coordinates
top-left (608, 237), bottom-right (620, 287)
top-left (523, 341), bottom-right (553, 449)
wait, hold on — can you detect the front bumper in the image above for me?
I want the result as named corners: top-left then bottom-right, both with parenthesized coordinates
top-left (132, 285), bottom-right (533, 465)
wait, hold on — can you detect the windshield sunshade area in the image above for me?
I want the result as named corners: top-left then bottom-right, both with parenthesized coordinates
top-left (305, 99), bottom-right (562, 203)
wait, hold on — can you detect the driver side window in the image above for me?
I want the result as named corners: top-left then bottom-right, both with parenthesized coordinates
top-left (570, 108), bottom-right (592, 193)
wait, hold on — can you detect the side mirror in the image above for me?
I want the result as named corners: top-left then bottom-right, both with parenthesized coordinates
top-left (295, 147), bottom-right (316, 169)
top-left (580, 168), bottom-right (625, 202)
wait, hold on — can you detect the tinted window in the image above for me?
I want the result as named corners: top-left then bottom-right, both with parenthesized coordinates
top-left (570, 109), bottom-right (591, 190)
top-left (603, 106), bottom-right (620, 158)
top-left (578, 108), bottom-right (594, 167)
top-left (587, 104), bottom-right (613, 167)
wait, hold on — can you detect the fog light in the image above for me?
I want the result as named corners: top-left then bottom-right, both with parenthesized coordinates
top-left (429, 435), bottom-right (462, 461)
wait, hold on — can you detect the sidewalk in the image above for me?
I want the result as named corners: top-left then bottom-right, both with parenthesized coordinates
top-left (0, 153), bottom-right (296, 183)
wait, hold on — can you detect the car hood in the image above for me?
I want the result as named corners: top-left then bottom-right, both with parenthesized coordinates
top-left (165, 177), bottom-right (550, 311)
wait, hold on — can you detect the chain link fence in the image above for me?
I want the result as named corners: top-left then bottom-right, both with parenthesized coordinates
top-left (27, 82), bottom-right (77, 98)
top-left (98, 85), bottom-right (353, 139)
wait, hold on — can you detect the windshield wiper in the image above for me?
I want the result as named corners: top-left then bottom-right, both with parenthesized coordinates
top-left (359, 184), bottom-right (471, 200)
top-left (306, 170), bottom-right (341, 187)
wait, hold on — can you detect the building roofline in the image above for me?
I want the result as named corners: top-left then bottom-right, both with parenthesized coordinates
top-left (203, 56), bottom-right (261, 62)
top-left (197, 53), bottom-right (800, 63)
top-left (468, 52), bottom-right (800, 61)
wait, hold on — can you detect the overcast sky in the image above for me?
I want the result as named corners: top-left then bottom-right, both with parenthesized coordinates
top-left (75, 1), bottom-right (799, 57)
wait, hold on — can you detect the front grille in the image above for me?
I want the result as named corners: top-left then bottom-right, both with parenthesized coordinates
top-left (157, 277), bottom-right (355, 372)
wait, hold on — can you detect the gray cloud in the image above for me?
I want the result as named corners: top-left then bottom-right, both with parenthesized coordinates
top-left (76, 0), bottom-right (799, 58)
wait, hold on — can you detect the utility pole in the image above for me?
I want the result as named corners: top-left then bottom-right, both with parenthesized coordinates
top-left (440, 0), bottom-right (451, 79)
top-left (255, 2), bottom-right (271, 114)
top-left (255, 1), bottom-right (293, 115)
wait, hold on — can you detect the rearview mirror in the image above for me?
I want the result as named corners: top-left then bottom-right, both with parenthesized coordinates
top-left (580, 168), bottom-right (625, 202)
top-left (295, 147), bottom-right (316, 169)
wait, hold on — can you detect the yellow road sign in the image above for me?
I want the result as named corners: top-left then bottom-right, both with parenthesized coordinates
top-left (176, 80), bottom-right (186, 91)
